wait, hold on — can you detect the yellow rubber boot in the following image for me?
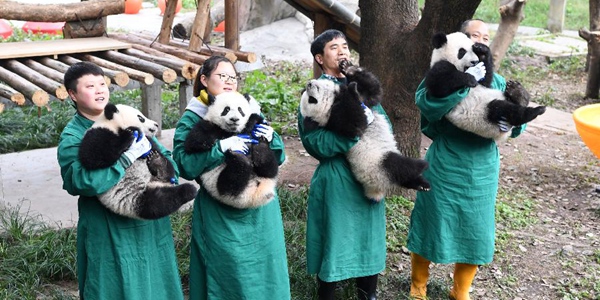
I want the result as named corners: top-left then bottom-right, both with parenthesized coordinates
top-left (449, 263), bottom-right (478, 300)
top-left (409, 253), bottom-right (430, 299)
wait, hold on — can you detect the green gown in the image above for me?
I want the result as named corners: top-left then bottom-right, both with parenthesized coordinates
top-left (172, 109), bottom-right (290, 299)
top-left (407, 75), bottom-right (525, 265)
top-left (57, 113), bottom-right (184, 300)
top-left (298, 75), bottom-right (388, 282)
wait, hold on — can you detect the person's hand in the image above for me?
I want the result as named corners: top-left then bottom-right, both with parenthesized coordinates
top-left (219, 135), bottom-right (258, 154)
top-left (498, 116), bottom-right (513, 132)
top-left (252, 123), bottom-right (274, 142)
top-left (465, 62), bottom-right (486, 82)
top-left (123, 131), bottom-right (152, 162)
top-left (361, 103), bottom-right (374, 125)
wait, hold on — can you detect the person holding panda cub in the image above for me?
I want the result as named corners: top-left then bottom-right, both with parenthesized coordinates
top-left (57, 62), bottom-right (185, 299)
top-left (298, 29), bottom-right (391, 300)
top-left (407, 20), bottom-right (527, 299)
top-left (172, 56), bottom-right (290, 299)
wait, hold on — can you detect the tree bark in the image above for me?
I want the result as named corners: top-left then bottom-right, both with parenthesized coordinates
top-left (490, 0), bottom-right (526, 70)
top-left (579, 29), bottom-right (600, 99)
top-left (159, 0), bottom-right (180, 44)
top-left (108, 33), bottom-right (212, 66)
top-left (0, 0), bottom-right (124, 22)
top-left (0, 84), bottom-right (25, 106)
top-left (122, 48), bottom-right (198, 80)
top-left (72, 54), bottom-right (155, 85)
top-left (189, 0), bottom-right (212, 51)
top-left (98, 50), bottom-right (178, 84)
top-left (0, 66), bottom-right (48, 107)
top-left (63, 19), bottom-right (107, 39)
top-left (3, 59), bottom-right (68, 100)
top-left (52, 55), bottom-right (121, 86)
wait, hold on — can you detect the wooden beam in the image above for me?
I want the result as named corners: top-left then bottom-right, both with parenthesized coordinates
top-left (159, 0), bottom-right (180, 44)
top-left (0, 66), bottom-right (48, 107)
top-left (224, 0), bottom-right (239, 50)
top-left (0, 37), bottom-right (130, 60)
top-left (23, 58), bottom-right (66, 84)
top-left (189, 0), bottom-right (211, 51)
top-left (98, 50), bottom-right (177, 84)
top-left (3, 59), bottom-right (68, 100)
top-left (0, 0), bottom-right (124, 22)
top-left (132, 33), bottom-right (241, 62)
top-left (58, 55), bottom-right (129, 87)
top-left (128, 44), bottom-right (200, 79)
top-left (74, 54), bottom-right (154, 85)
top-left (0, 83), bottom-right (26, 106)
top-left (122, 48), bottom-right (198, 80)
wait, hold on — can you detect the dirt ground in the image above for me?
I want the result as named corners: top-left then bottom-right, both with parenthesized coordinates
top-left (276, 54), bottom-right (600, 299)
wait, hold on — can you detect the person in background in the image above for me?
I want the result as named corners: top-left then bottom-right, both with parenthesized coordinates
top-left (407, 19), bottom-right (526, 300)
top-left (298, 29), bottom-right (391, 300)
top-left (57, 61), bottom-right (184, 299)
top-left (172, 56), bottom-right (291, 299)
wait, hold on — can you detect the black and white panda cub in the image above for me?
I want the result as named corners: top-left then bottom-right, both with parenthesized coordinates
top-left (79, 103), bottom-right (197, 220)
top-left (301, 66), bottom-right (430, 201)
top-left (184, 92), bottom-right (279, 209)
top-left (425, 31), bottom-right (546, 142)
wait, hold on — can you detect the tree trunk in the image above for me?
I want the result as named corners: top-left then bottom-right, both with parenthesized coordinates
top-left (0, 84), bottom-right (25, 106)
top-left (579, 29), bottom-right (600, 99)
top-left (490, 0), bottom-right (526, 70)
top-left (0, 0), bottom-right (123, 22)
top-left (159, 0), bottom-right (180, 44)
top-left (189, 0), bottom-right (212, 51)
top-left (108, 33), bottom-right (212, 66)
top-left (122, 48), bottom-right (198, 80)
top-left (0, 66), bottom-right (48, 107)
top-left (55, 55), bottom-right (126, 87)
top-left (3, 59), bottom-right (68, 100)
top-left (72, 54), bottom-right (155, 85)
top-left (98, 50), bottom-right (178, 84)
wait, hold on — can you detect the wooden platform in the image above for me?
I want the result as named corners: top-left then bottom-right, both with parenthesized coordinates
top-left (0, 37), bottom-right (131, 60)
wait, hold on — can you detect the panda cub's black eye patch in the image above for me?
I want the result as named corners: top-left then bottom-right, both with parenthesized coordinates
top-left (137, 115), bottom-right (145, 123)
top-left (221, 107), bottom-right (230, 116)
top-left (238, 107), bottom-right (246, 117)
top-left (458, 48), bottom-right (467, 59)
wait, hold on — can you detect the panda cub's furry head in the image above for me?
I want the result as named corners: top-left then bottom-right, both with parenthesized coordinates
top-left (204, 92), bottom-right (261, 133)
top-left (430, 31), bottom-right (479, 72)
top-left (300, 79), bottom-right (339, 127)
top-left (93, 103), bottom-right (159, 138)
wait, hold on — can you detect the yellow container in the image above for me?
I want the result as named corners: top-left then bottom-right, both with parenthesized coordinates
top-left (573, 103), bottom-right (600, 159)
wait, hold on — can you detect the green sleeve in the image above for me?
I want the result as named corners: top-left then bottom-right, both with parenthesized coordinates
top-left (297, 109), bottom-right (359, 160)
top-left (57, 117), bottom-right (127, 197)
top-left (415, 79), bottom-right (470, 124)
top-left (269, 131), bottom-right (286, 165)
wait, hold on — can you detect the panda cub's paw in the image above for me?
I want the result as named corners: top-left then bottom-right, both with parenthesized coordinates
top-left (504, 80), bottom-right (530, 107)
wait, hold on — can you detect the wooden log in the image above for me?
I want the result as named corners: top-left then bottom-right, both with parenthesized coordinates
top-left (63, 19), bottom-right (107, 39)
top-left (132, 32), bottom-right (242, 62)
top-left (0, 66), bottom-right (49, 107)
top-left (3, 59), bottom-right (68, 100)
top-left (58, 55), bottom-right (129, 87)
top-left (128, 44), bottom-right (200, 79)
top-left (23, 58), bottom-right (65, 83)
top-left (122, 48), bottom-right (198, 80)
top-left (98, 50), bottom-right (177, 84)
top-left (159, 0), bottom-right (180, 44)
top-left (0, 83), bottom-right (26, 106)
top-left (108, 33), bottom-right (213, 66)
top-left (224, 0), bottom-right (239, 51)
top-left (0, 0), bottom-right (124, 22)
top-left (189, 0), bottom-right (211, 51)
top-left (74, 53), bottom-right (154, 85)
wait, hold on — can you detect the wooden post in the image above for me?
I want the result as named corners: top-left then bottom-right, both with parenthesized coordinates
top-left (159, 0), bottom-right (180, 44)
top-left (141, 82), bottom-right (163, 136)
top-left (312, 13), bottom-right (333, 79)
top-left (179, 79), bottom-right (193, 115)
top-left (224, 0), bottom-right (239, 50)
top-left (189, 0), bottom-right (211, 51)
top-left (547, 0), bottom-right (567, 33)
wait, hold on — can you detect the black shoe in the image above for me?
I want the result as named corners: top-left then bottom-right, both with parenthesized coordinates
top-left (356, 274), bottom-right (378, 300)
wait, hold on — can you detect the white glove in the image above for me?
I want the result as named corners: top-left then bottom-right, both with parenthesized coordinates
top-left (219, 135), bottom-right (258, 154)
top-left (465, 62), bottom-right (486, 82)
top-left (361, 103), bottom-right (374, 125)
top-left (123, 131), bottom-right (152, 163)
top-left (252, 123), bottom-right (274, 142)
top-left (498, 116), bottom-right (514, 132)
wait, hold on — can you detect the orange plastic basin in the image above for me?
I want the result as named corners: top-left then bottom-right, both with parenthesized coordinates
top-left (573, 103), bottom-right (600, 159)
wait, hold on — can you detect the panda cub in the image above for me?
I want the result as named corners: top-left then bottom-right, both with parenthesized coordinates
top-left (301, 66), bottom-right (430, 201)
top-left (79, 103), bottom-right (197, 220)
top-left (184, 92), bottom-right (279, 209)
top-left (426, 31), bottom-right (546, 142)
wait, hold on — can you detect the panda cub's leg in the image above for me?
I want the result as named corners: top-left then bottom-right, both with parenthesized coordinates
top-left (136, 183), bottom-right (197, 219)
top-left (216, 151), bottom-right (254, 197)
top-left (486, 100), bottom-right (546, 127)
top-left (250, 139), bottom-right (279, 178)
top-left (381, 152), bottom-right (431, 191)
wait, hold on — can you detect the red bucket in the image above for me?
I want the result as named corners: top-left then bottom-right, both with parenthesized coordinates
top-left (22, 21), bottom-right (64, 35)
top-left (0, 19), bottom-right (12, 39)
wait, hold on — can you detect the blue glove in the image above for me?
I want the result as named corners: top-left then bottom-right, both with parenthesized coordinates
top-left (361, 103), bottom-right (374, 125)
top-left (252, 123), bottom-right (274, 142)
top-left (498, 116), bottom-right (513, 132)
top-left (123, 131), bottom-right (152, 162)
top-left (465, 62), bottom-right (486, 82)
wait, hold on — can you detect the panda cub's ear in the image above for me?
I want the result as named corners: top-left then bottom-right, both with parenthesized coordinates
top-left (207, 93), bottom-right (217, 105)
top-left (431, 32), bottom-right (448, 49)
top-left (104, 103), bottom-right (119, 120)
top-left (243, 93), bottom-right (252, 102)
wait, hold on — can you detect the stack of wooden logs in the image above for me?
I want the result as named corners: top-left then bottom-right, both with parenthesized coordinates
top-left (0, 33), bottom-right (257, 112)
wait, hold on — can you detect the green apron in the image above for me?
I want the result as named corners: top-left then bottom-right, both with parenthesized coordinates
top-left (57, 113), bottom-right (184, 299)
top-left (298, 75), bottom-right (388, 282)
top-left (172, 110), bottom-right (290, 299)
top-left (407, 75), bottom-right (524, 265)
